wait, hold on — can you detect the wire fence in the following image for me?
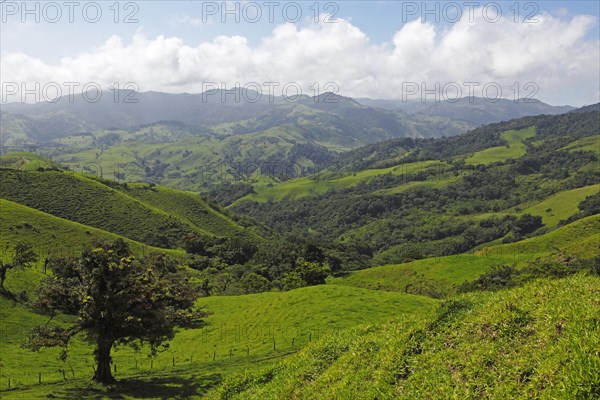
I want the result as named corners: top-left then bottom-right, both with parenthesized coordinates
top-left (0, 319), bottom-right (325, 390)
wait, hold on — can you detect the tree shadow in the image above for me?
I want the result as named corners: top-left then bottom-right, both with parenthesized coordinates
top-left (0, 288), bottom-right (18, 302)
top-left (56, 373), bottom-right (222, 399)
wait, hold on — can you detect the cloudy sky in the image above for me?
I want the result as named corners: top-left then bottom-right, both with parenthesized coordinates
top-left (1, 1), bottom-right (599, 106)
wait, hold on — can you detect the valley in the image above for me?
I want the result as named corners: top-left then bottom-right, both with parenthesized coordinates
top-left (0, 97), bottom-right (598, 399)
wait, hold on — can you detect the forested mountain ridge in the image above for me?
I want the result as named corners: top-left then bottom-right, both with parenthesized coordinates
top-left (1, 95), bottom-right (579, 194)
top-left (231, 109), bottom-right (599, 264)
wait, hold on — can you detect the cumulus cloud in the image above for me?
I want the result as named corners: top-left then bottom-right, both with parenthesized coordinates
top-left (1, 9), bottom-right (598, 105)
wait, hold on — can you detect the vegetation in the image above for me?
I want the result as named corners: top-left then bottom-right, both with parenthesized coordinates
top-left (0, 168), bottom-right (259, 249)
top-left (0, 104), bottom-right (598, 398)
top-left (26, 240), bottom-right (205, 383)
top-left (211, 274), bottom-right (600, 399)
top-left (232, 111), bottom-right (599, 262)
top-left (0, 243), bottom-right (37, 293)
top-left (329, 214), bottom-right (599, 298)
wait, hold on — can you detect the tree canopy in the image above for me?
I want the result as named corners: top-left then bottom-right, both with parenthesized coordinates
top-left (26, 239), bottom-right (206, 384)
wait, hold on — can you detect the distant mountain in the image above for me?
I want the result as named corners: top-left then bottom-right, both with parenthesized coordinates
top-left (571, 102), bottom-right (600, 114)
top-left (1, 92), bottom-right (572, 146)
top-left (399, 97), bottom-right (574, 126)
top-left (0, 89), bottom-right (280, 141)
top-left (1, 92), bottom-right (578, 191)
top-left (355, 98), bottom-right (411, 110)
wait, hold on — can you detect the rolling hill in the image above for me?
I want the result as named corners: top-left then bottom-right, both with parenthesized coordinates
top-left (0, 98), bottom-right (597, 400)
top-left (0, 154), bottom-right (262, 249)
top-left (231, 110), bottom-right (599, 263)
top-left (211, 274), bottom-right (600, 399)
top-left (2, 94), bottom-right (576, 194)
top-left (0, 267), bottom-right (436, 398)
top-left (329, 214), bottom-right (599, 298)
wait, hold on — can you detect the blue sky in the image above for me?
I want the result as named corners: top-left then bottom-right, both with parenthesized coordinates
top-left (1, 1), bottom-right (599, 105)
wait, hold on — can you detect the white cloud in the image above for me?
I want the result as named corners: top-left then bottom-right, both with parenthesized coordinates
top-left (170, 14), bottom-right (213, 27)
top-left (1, 10), bottom-right (598, 105)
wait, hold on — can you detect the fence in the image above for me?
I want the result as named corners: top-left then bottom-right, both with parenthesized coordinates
top-left (0, 318), bottom-right (325, 390)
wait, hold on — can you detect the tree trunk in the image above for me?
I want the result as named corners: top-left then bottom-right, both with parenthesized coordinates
top-left (0, 264), bottom-right (7, 291)
top-left (93, 338), bottom-right (115, 384)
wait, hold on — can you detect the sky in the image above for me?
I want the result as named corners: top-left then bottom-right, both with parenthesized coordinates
top-left (1, 1), bottom-right (599, 106)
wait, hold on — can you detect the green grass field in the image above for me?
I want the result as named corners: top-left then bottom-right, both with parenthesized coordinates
top-left (237, 160), bottom-right (446, 203)
top-left (0, 283), bottom-right (435, 398)
top-left (0, 199), bottom-right (186, 269)
top-left (0, 153), bottom-right (62, 171)
top-left (211, 274), bottom-right (600, 399)
top-left (462, 184), bottom-right (599, 227)
top-left (560, 135), bottom-right (600, 155)
top-left (465, 127), bottom-right (536, 165)
top-left (517, 184), bottom-right (599, 226)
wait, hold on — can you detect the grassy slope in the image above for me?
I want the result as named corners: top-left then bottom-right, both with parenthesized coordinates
top-left (0, 169), bottom-right (254, 248)
top-left (330, 214), bottom-right (599, 296)
top-left (463, 184), bottom-right (599, 227)
top-left (0, 284), bottom-right (435, 397)
top-left (517, 184), bottom-right (599, 226)
top-left (560, 135), bottom-right (600, 155)
top-left (0, 153), bottom-right (62, 171)
top-left (465, 127), bottom-right (536, 165)
top-left (0, 198), bottom-right (185, 269)
top-left (112, 183), bottom-right (258, 240)
top-left (237, 160), bottom-right (446, 203)
top-left (211, 274), bottom-right (600, 399)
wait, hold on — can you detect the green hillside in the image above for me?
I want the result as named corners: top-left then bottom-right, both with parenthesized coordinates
top-left (0, 152), bottom-right (62, 171)
top-left (110, 183), bottom-right (263, 240)
top-left (0, 107), bottom-right (597, 400)
top-left (465, 126), bottom-right (536, 165)
top-left (330, 214), bottom-right (600, 298)
top-left (0, 167), bottom-right (258, 249)
top-left (212, 274), bottom-right (600, 399)
top-left (231, 111), bottom-right (599, 262)
top-left (236, 160), bottom-right (446, 203)
top-left (0, 199), bottom-right (185, 270)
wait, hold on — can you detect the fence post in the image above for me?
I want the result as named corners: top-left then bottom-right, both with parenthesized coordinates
top-left (38, 372), bottom-right (42, 383)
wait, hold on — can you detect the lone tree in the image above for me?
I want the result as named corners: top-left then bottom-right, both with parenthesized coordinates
top-left (27, 239), bottom-right (205, 384)
top-left (0, 242), bottom-right (37, 292)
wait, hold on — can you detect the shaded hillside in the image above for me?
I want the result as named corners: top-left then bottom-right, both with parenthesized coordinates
top-left (0, 155), bottom-right (261, 248)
